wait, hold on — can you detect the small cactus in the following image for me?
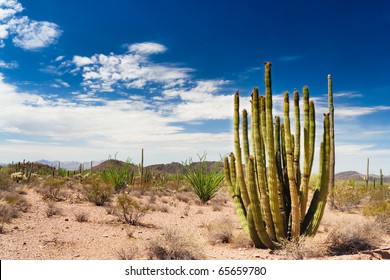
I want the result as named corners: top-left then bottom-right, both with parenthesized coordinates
top-left (224, 62), bottom-right (335, 248)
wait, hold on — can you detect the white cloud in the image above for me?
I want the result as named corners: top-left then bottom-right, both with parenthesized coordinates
top-left (0, 59), bottom-right (17, 68)
top-left (0, 0), bottom-right (23, 21)
top-left (127, 42), bottom-right (167, 54)
top-left (73, 55), bottom-right (93, 67)
top-left (0, 1), bottom-right (61, 50)
top-left (0, 74), bottom-right (232, 164)
top-left (71, 44), bottom-right (193, 92)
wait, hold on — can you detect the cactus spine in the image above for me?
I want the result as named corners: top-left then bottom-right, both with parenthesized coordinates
top-left (224, 62), bottom-right (334, 247)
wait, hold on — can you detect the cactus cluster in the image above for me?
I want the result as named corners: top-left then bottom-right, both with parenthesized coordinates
top-left (224, 62), bottom-right (335, 248)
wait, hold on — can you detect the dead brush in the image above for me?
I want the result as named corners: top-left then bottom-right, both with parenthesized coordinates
top-left (274, 236), bottom-right (324, 259)
top-left (0, 203), bottom-right (19, 223)
top-left (45, 202), bottom-right (62, 217)
top-left (38, 178), bottom-right (68, 201)
top-left (326, 219), bottom-right (383, 256)
top-left (117, 247), bottom-right (139, 260)
top-left (4, 194), bottom-right (30, 213)
top-left (75, 211), bottom-right (89, 222)
top-left (206, 218), bottom-right (234, 245)
top-left (147, 229), bottom-right (204, 260)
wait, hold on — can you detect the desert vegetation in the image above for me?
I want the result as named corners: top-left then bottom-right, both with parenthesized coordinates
top-left (0, 63), bottom-right (389, 260)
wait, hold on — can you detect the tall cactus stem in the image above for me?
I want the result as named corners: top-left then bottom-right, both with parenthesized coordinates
top-left (252, 88), bottom-right (276, 240)
top-left (328, 74), bottom-right (335, 207)
top-left (293, 89), bottom-right (301, 189)
top-left (233, 92), bottom-right (250, 207)
top-left (283, 91), bottom-right (301, 239)
top-left (302, 114), bottom-right (330, 236)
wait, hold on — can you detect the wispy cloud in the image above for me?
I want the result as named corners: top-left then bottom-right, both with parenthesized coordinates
top-left (0, 59), bottom-right (18, 69)
top-left (333, 91), bottom-right (363, 98)
top-left (0, 0), bottom-right (61, 50)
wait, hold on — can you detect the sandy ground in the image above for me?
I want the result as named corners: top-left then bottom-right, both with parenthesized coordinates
top-left (1, 182), bottom-right (389, 260)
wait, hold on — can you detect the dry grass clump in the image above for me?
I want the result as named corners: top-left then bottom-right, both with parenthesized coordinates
top-left (45, 202), bottom-right (63, 217)
top-left (75, 211), bottom-right (89, 222)
top-left (363, 188), bottom-right (390, 232)
top-left (275, 236), bottom-right (324, 260)
top-left (231, 233), bottom-right (254, 249)
top-left (117, 247), bottom-right (139, 260)
top-left (175, 193), bottom-right (191, 203)
top-left (0, 203), bottom-right (19, 223)
top-left (206, 219), bottom-right (234, 245)
top-left (147, 229), bottom-right (204, 260)
top-left (326, 219), bottom-right (383, 256)
top-left (104, 203), bottom-right (117, 215)
top-left (4, 194), bottom-right (30, 213)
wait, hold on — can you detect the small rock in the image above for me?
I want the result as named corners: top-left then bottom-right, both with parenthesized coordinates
top-left (23, 242), bottom-right (27, 246)
top-left (74, 255), bottom-right (80, 258)
top-left (102, 234), bottom-right (109, 237)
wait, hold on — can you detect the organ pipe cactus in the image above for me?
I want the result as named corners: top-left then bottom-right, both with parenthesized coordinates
top-left (224, 62), bottom-right (335, 248)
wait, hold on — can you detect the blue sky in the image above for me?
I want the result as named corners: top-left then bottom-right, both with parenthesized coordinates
top-left (0, 0), bottom-right (389, 174)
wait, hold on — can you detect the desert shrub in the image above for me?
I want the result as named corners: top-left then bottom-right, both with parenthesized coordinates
top-left (117, 194), bottom-right (146, 225)
top-left (0, 203), bottom-right (19, 223)
top-left (147, 229), bottom-right (203, 260)
top-left (275, 236), bottom-right (323, 259)
top-left (206, 219), bottom-right (234, 245)
top-left (4, 194), bottom-right (30, 213)
top-left (83, 175), bottom-right (114, 206)
top-left (363, 200), bottom-right (390, 232)
top-left (182, 153), bottom-right (224, 203)
top-left (38, 178), bottom-right (68, 201)
top-left (117, 247), bottom-right (138, 260)
top-left (332, 184), bottom-right (367, 212)
top-left (0, 168), bottom-right (13, 192)
top-left (326, 219), bottom-right (382, 255)
top-left (75, 211), bottom-right (89, 222)
top-left (101, 156), bottom-right (133, 191)
top-left (45, 202), bottom-right (62, 217)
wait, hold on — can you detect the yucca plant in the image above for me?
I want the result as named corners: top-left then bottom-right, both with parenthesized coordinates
top-left (224, 62), bottom-right (335, 249)
top-left (182, 153), bottom-right (224, 203)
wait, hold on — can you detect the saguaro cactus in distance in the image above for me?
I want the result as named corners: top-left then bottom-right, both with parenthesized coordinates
top-left (224, 62), bottom-right (335, 248)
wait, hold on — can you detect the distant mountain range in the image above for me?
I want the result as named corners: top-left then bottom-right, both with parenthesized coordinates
top-left (1, 159), bottom-right (389, 182)
top-left (335, 171), bottom-right (390, 182)
top-left (37, 159), bottom-right (104, 170)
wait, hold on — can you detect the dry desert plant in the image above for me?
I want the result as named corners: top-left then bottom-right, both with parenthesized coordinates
top-left (0, 203), bottom-right (18, 223)
top-left (117, 194), bottom-right (146, 225)
top-left (326, 219), bottom-right (383, 256)
top-left (75, 211), bottom-right (89, 222)
top-left (206, 219), bottom-right (234, 245)
top-left (275, 236), bottom-right (324, 259)
top-left (45, 202), bottom-right (63, 217)
top-left (147, 229), bottom-right (204, 260)
top-left (38, 178), bottom-right (68, 201)
top-left (117, 247), bottom-right (139, 260)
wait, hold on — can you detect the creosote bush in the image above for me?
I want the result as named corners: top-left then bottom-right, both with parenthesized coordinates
top-left (117, 194), bottom-right (146, 225)
top-left (82, 175), bottom-right (114, 206)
